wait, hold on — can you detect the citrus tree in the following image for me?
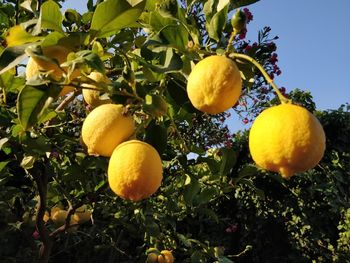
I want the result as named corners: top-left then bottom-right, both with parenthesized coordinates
top-left (0, 0), bottom-right (349, 262)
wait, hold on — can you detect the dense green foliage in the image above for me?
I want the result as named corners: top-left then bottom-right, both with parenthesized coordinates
top-left (0, 0), bottom-right (349, 262)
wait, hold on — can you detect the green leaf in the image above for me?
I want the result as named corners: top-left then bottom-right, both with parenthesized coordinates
top-left (0, 161), bottom-right (10, 172)
top-left (217, 0), bottom-right (230, 12)
top-left (135, 48), bottom-right (183, 73)
top-left (127, 0), bottom-right (144, 6)
top-left (207, 4), bottom-right (228, 41)
top-left (196, 187), bottom-right (217, 204)
top-left (236, 60), bottom-right (255, 88)
top-left (0, 44), bottom-right (32, 74)
top-left (38, 0), bottom-right (63, 33)
top-left (219, 148), bottom-right (237, 175)
top-left (183, 177), bottom-right (200, 206)
top-left (63, 50), bottom-right (105, 73)
top-left (149, 12), bottom-right (188, 50)
top-left (165, 78), bottom-right (196, 113)
top-left (17, 85), bottom-right (60, 130)
top-left (90, 0), bottom-right (146, 38)
top-left (145, 121), bottom-right (168, 155)
top-left (232, 0), bottom-right (260, 8)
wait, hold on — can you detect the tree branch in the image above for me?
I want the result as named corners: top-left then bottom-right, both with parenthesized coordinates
top-left (32, 162), bottom-right (53, 263)
top-left (55, 89), bottom-right (81, 111)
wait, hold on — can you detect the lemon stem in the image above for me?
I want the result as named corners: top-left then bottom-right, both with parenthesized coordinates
top-left (229, 53), bottom-right (290, 104)
top-left (225, 29), bottom-right (239, 54)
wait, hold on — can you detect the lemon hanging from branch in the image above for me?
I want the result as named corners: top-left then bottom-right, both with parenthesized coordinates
top-left (108, 140), bottom-right (163, 201)
top-left (249, 103), bottom-right (326, 178)
top-left (186, 55), bottom-right (242, 114)
top-left (81, 104), bottom-right (135, 157)
top-left (25, 45), bottom-right (80, 96)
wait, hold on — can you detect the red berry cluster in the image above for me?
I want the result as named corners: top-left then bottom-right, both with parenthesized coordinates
top-left (279, 86), bottom-right (288, 98)
top-left (243, 8), bottom-right (253, 23)
top-left (268, 53), bottom-right (281, 79)
top-left (238, 28), bottom-right (247, 40)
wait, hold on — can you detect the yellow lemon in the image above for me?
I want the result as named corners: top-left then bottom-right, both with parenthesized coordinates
top-left (186, 55), bottom-right (242, 114)
top-left (249, 103), bottom-right (326, 178)
top-left (51, 208), bottom-right (68, 227)
top-left (108, 140), bottom-right (163, 201)
top-left (82, 71), bottom-right (112, 107)
top-left (25, 45), bottom-right (80, 96)
top-left (81, 104), bottom-right (135, 157)
top-left (50, 207), bottom-right (79, 232)
top-left (72, 205), bottom-right (92, 224)
top-left (43, 211), bottom-right (50, 223)
top-left (158, 250), bottom-right (174, 263)
top-left (146, 253), bottom-right (159, 263)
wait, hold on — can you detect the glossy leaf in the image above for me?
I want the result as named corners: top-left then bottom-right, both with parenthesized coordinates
top-left (207, 4), bottom-right (228, 41)
top-left (149, 12), bottom-right (188, 50)
top-left (38, 0), bottom-right (63, 33)
top-left (217, 0), bottom-right (230, 12)
top-left (17, 85), bottom-right (60, 130)
top-left (90, 0), bottom-right (146, 38)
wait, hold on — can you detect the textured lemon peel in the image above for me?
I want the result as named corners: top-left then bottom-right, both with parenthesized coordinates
top-left (187, 55), bottom-right (242, 114)
top-left (249, 103), bottom-right (326, 179)
top-left (81, 104), bottom-right (135, 157)
top-left (108, 140), bottom-right (163, 202)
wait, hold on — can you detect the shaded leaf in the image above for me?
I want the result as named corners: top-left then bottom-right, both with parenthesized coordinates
top-left (17, 85), bottom-right (60, 130)
top-left (0, 161), bottom-right (10, 172)
top-left (196, 187), bottom-right (217, 205)
top-left (145, 121), bottom-right (168, 155)
top-left (183, 177), bottom-right (200, 206)
top-left (0, 44), bottom-right (32, 74)
top-left (219, 148), bottom-right (237, 175)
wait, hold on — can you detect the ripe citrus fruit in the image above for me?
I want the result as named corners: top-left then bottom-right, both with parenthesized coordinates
top-left (50, 207), bottom-right (79, 232)
top-left (81, 104), bottom-right (135, 157)
top-left (72, 205), bottom-right (92, 224)
top-left (186, 55), bottom-right (242, 114)
top-left (146, 253), bottom-right (159, 263)
top-left (51, 208), bottom-right (68, 226)
top-left (25, 45), bottom-right (80, 96)
top-left (249, 103), bottom-right (326, 178)
top-left (82, 71), bottom-right (112, 107)
top-left (108, 140), bottom-right (163, 201)
top-left (158, 250), bottom-right (174, 263)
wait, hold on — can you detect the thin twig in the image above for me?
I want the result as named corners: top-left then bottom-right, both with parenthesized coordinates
top-left (55, 89), bottom-right (81, 111)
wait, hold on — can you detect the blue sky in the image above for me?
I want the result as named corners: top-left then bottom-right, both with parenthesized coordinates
top-left (61, 1), bottom-right (349, 132)
top-left (246, 0), bottom-right (349, 110)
